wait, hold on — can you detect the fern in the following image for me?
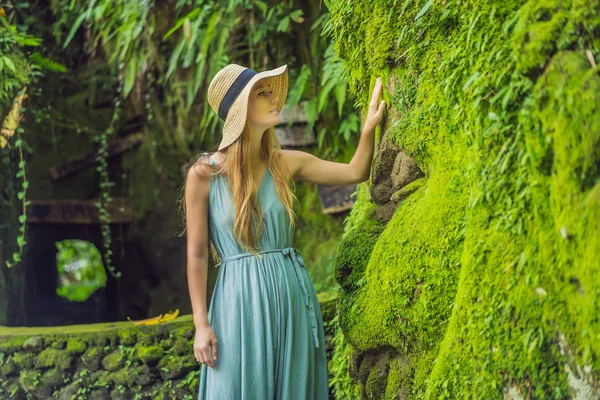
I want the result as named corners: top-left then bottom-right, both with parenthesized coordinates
top-left (28, 52), bottom-right (67, 73)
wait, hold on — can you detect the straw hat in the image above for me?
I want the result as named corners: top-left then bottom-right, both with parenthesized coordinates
top-left (207, 63), bottom-right (289, 151)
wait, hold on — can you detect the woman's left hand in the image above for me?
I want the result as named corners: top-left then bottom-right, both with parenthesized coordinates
top-left (363, 76), bottom-right (386, 134)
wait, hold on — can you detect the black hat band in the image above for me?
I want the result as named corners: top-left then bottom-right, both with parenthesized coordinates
top-left (218, 68), bottom-right (257, 121)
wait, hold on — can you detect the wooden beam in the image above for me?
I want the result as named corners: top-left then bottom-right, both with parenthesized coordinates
top-left (317, 184), bottom-right (358, 214)
top-left (50, 132), bottom-right (143, 181)
top-left (26, 198), bottom-right (132, 224)
top-left (274, 125), bottom-right (316, 147)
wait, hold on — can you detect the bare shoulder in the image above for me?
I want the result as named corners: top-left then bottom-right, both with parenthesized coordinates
top-left (186, 157), bottom-right (212, 199)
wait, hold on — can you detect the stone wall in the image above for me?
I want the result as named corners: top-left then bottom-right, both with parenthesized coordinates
top-left (0, 292), bottom-right (337, 400)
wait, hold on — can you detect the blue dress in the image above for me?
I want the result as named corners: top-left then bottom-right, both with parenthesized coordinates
top-left (197, 153), bottom-right (329, 399)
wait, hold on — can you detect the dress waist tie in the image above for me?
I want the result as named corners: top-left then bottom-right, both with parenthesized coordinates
top-left (216, 247), bottom-right (320, 348)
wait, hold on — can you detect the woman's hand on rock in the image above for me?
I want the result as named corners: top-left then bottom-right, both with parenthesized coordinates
top-left (363, 76), bottom-right (386, 134)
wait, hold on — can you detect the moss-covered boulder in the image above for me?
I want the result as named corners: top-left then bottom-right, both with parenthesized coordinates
top-left (65, 337), bottom-right (87, 355)
top-left (326, 0), bottom-right (600, 398)
top-left (136, 345), bottom-right (164, 366)
top-left (35, 348), bottom-right (72, 370)
top-left (102, 350), bottom-right (125, 371)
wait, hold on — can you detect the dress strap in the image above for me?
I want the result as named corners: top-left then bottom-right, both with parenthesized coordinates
top-left (215, 247), bottom-right (320, 348)
top-left (200, 152), bottom-right (215, 165)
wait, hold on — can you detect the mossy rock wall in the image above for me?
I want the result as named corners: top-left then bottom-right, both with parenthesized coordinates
top-left (0, 294), bottom-right (337, 400)
top-left (0, 316), bottom-right (201, 400)
top-left (327, 0), bottom-right (600, 399)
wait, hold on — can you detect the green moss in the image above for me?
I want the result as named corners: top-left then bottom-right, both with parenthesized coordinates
top-left (328, 316), bottom-right (363, 400)
top-left (334, 183), bottom-right (386, 294)
top-left (65, 337), bottom-right (87, 354)
top-left (137, 331), bottom-right (155, 346)
top-left (512, 1), bottom-right (576, 71)
top-left (87, 369), bottom-right (111, 387)
top-left (327, 0), bottom-right (600, 398)
top-left (343, 170), bottom-right (467, 352)
top-left (107, 366), bottom-right (129, 386)
top-left (385, 357), bottom-right (413, 400)
top-left (0, 336), bottom-right (26, 353)
top-left (136, 345), bottom-right (164, 366)
top-left (365, 362), bottom-right (389, 399)
top-left (81, 346), bottom-right (103, 371)
top-left (19, 369), bottom-right (41, 392)
top-left (174, 325), bottom-right (194, 340)
top-left (117, 329), bottom-right (137, 346)
top-left (391, 177), bottom-right (427, 203)
top-left (102, 351), bottom-right (125, 371)
top-left (12, 351), bottom-right (35, 369)
top-left (157, 354), bottom-right (196, 380)
top-left (35, 348), bottom-right (72, 370)
top-left (317, 291), bottom-right (339, 324)
top-left (172, 336), bottom-right (191, 356)
top-left (50, 339), bottom-right (66, 350)
top-left (40, 368), bottom-right (65, 387)
top-left (0, 358), bottom-right (16, 377)
top-left (0, 315), bottom-right (206, 398)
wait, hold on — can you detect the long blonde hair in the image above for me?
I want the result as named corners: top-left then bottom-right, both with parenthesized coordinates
top-left (177, 124), bottom-right (297, 262)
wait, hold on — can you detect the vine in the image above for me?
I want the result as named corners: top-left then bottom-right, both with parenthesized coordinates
top-left (93, 85), bottom-right (123, 279)
top-left (5, 114), bottom-right (28, 268)
top-left (1, 6), bottom-right (46, 268)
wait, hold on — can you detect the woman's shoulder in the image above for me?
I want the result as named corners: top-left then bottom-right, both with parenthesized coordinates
top-left (210, 151), bottom-right (226, 165)
top-left (189, 153), bottom-right (214, 179)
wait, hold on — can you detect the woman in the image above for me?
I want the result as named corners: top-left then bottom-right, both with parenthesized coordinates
top-left (181, 63), bottom-right (385, 399)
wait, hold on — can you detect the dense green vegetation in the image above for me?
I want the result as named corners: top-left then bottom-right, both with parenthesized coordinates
top-left (2, 0), bottom-right (599, 398)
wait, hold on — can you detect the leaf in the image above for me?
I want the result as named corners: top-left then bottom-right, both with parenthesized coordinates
top-left (317, 127), bottom-right (326, 150)
top-left (29, 52), bottom-right (67, 72)
top-left (63, 13), bottom-right (87, 49)
top-left (415, 0), bottom-right (435, 21)
top-left (277, 16), bottom-right (290, 32)
top-left (2, 56), bottom-right (15, 72)
top-left (501, 85), bottom-right (513, 110)
top-left (489, 86), bottom-right (508, 105)
top-left (15, 35), bottom-right (42, 47)
top-left (165, 40), bottom-right (186, 82)
top-left (183, 18), bottom-right (191, 42)
top-left (287, 64), bottom-right (310, 108)
top-left (123, 56), bottom-right (137, 99)
top-left (254, 0), bottom-right (267, 14)
top-left (160, 309), bottom-right (180, 322)
top-left (334, 80), bottom-right (347, 118)
top-left (462, 71), bottom-right (479, 91)
top-left (127, 314), bottom-right (164, 326)
top-left (290, 9), bottom-right (305, 24)
top-left (163, 8), bottom-right (201, 40)
top-left (126, 309), bottom-right (179, 325)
